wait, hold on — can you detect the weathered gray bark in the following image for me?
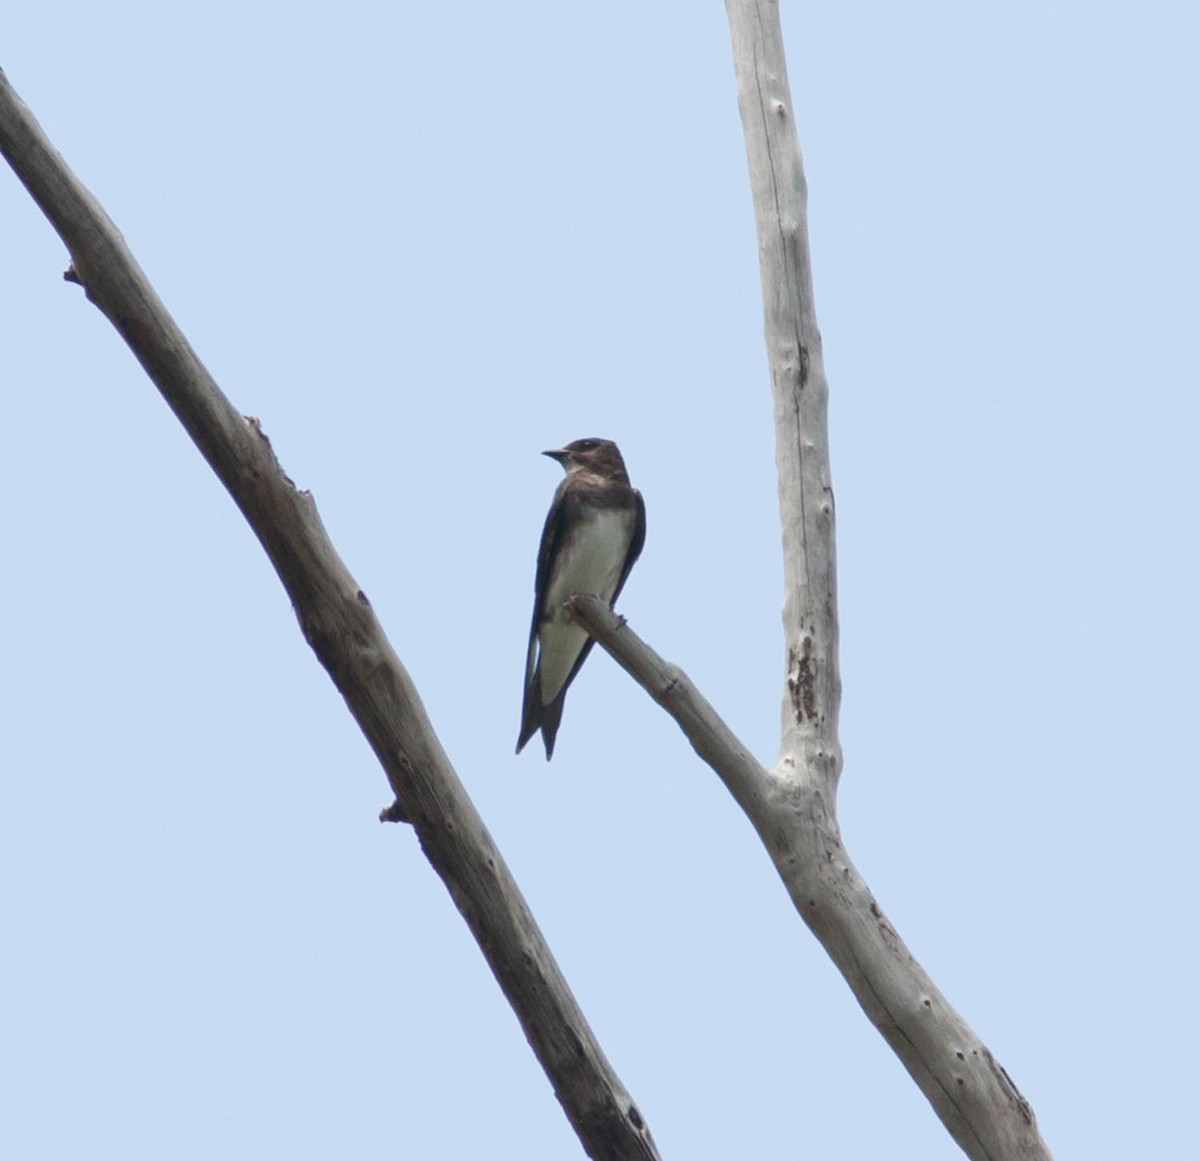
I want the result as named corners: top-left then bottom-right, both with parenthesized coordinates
top-left (572, 594), bottom-right (1050, 1161)
top-left (572, 4), bottom-right (1056, 1159)
top-left (0, 67), bottom-right (658, 1161)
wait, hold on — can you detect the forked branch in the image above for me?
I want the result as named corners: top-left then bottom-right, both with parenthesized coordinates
top-left (565, 3), bottom-right (1057, 1157)
top-left (572, 593), bottom-right (1051, 1160)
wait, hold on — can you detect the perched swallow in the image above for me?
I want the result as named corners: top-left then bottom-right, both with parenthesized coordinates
top-left (516, 438), bottom-right (646, 760)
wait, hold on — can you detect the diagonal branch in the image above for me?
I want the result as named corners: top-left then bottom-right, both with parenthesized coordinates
top-left (0, 67), bottom-right (658, 1161)
top-left (571, 594), bottom-right (1053, 1160)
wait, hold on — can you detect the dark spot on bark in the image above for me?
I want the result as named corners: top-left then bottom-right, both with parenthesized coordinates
top-left (628, 1104), bottom-right (644, 1130)
top-left (787, 636), bottom-right (818, 723)
top-left (986, 1049), bottom-right (1035, 1124)
top-left (357, 589), bottom-right (371, 606)
top-left (798, 344), bottom-right (810, 388)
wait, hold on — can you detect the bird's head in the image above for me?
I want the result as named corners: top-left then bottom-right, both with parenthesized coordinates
top-left (543, 437), bottom-right (629, 482)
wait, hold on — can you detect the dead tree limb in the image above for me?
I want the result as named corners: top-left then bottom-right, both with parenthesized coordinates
top-left (577, 6), bottom-right (1057, 1159)
top-left (0, 66), bottom-right (659, 1161)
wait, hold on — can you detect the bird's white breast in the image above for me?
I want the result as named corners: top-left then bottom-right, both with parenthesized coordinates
top-left (538, 508), bottom-right (634, 704)
top-left (545, 509), bottom-right (632, 613)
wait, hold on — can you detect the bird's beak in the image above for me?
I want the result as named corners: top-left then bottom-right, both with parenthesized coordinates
top-left (542, 447), bottom-right (569, 464)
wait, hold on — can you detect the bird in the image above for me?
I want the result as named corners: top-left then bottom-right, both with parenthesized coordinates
top-left (516, 438), bottom-right (646, 760)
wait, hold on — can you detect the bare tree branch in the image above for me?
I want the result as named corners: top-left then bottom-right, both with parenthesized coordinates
top-left (567, 597), bottom-right (766, 820)
top-left (725, 1), bottom-right (842, 769)
top-left (571, 591), bottom-right (1052, 1161)
top-left (558, 5), bottom-right (1059, 1159)
top-left (0, 67), bottom-right (659, 1161)
top-left (727, 3), bottom-right (1051, 1156)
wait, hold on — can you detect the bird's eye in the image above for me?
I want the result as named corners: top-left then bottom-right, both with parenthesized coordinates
top-left (577, 439), bottom-right (597, 450)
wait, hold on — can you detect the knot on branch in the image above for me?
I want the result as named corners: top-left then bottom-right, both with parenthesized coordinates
top-left (379, 799), bottom-right (410, 824)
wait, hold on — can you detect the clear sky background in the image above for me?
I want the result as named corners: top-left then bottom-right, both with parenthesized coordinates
top-left (2, 3), bottom-right (1197, 1158)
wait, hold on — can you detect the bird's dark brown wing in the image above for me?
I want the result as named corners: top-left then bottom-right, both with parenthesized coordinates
top-left (516, 480), bottom-right (578, 755)
top-left (611, 488), bottom-right (646, 605)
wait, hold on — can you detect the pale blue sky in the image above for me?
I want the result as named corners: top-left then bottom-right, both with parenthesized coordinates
top-left (3, 3), bottom-right (1198, 1158)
